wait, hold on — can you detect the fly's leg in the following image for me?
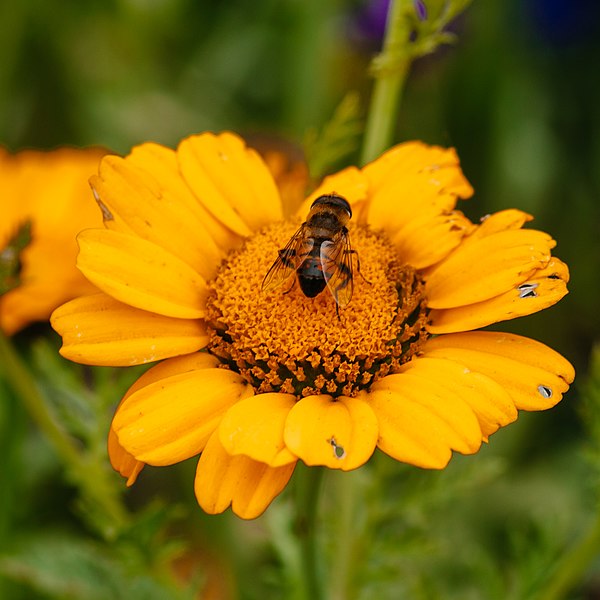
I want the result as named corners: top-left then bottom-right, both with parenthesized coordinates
top-left (283, 278), bottom-right (296, 295)
top-left (346, 249), bottom-right (371, 285)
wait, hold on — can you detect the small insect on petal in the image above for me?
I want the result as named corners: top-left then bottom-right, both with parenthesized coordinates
top-left (538, 384), bottom-right (553, 399)
top-left (91, 186), bottom-right (114, 221)
top-left (329, 437), bottom-right (346, 460)
top-left (518, 282), bottom-right (539, 299)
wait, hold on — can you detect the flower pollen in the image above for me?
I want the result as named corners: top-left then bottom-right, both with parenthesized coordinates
top-left (206, 221), bottom-right (430, 397)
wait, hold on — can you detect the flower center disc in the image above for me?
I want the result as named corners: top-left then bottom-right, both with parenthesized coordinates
top-left (206, 221), bottom-right (430, 397)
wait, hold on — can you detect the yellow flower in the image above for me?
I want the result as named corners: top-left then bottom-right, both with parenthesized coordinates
top-left (0, 147), bottom-right (106, 335)
top-left (51, 132), bottom-right (574, 519)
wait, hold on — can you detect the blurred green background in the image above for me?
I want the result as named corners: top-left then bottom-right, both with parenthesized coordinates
top-left (1, 0), bottom-right (599, 598)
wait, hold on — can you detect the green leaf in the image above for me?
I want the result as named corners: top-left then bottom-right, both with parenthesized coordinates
top-left (408, 0), bottom-right (474, 60)
top-left (0, 532), bottom-right (198, 600)
top-left (579, 345), bottom-right (600, 482)
top-left (304, 92), bottom-right (363, 181)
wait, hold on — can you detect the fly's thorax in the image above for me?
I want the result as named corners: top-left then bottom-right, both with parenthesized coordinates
top-left (309, 193), bottom-right (352, 219)
top-left (205, 221), bottom-right (430, 398)
top-left (305, 210), bottom-right (349, 237)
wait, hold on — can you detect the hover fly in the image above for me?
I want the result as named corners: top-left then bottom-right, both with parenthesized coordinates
top-left (262, 193), bottom-right (360, 311)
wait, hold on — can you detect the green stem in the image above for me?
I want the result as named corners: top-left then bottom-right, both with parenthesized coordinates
top-left (0, 332), bottom-right (82, 465)
top-left (328, 469), bottom-right (365, 600)
top-left (360, 0), bottom-right (413, 165)
top-left (294, 465), bottom-right (325, 600)
top-left (537, 509), bottom-right (600, 600)
top-left (0, 331), bottom-right (128, 533)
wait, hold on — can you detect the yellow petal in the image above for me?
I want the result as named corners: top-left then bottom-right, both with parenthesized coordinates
top-left (425, 229), bottom-right (556, 308)
top-left (428, 257), bottom-right (570, 333)
top-left (129, 352), bottom-right (221, 387)
top-left (364, 142), bottom-right (473, 237)
top-left (295, 167), bottom-right (369, 221)
top-left (391, 210), bottom-right (475, 269)
top-left (370, 373), bottom-right (482, 454)
top-left (1, 274), bottom-right (98, 337)
top-left (283, 394), bottom-right (378, 471)
top-left (469, 209), bottom-right (534, 238)
top-left (366, 173), bottom-right (460, 236)
top-left (108, 427), bottom-right (145, 486)
top-left (90, 153), bottom-right (223, 279)
top-left (126, 142), bottom-right (237, 259)
top-left (77, 229), bottom-right (208, 319)
top-left (219, 393), bottom-right (297, 466)
top-left (368, 388), bottom-right (453, 468)
top-left (0, 147), bottom-right (106, 335)
top-left (113, 367), bottom-right (253, 465)
top-left (51, 293), bottom-right (208, 366)
top-left (423, 331), bottom-right (575, 410)
top-left (177, 132), bottom-right (283, 237)
top-left (397, 357), bottom-right (517, 439)
top-left (107, 352), bottom-right (221, 484)
top-left (363, 141), bottom-right (474, 199)
top-left (195, 431), bottom-right (296, 519)
top-left (89, 155), bottom-right (160, 236)
top-left (249, 135), bottom-right (310, 217)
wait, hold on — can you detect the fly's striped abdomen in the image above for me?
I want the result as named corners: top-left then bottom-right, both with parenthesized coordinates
top-left (297, 238), bottom-right (327, 297)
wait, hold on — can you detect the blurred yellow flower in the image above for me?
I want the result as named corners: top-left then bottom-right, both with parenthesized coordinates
top-left (0, 147), bottom-right (106, 335)
top-left (51, 132), bottom-right (574, 519)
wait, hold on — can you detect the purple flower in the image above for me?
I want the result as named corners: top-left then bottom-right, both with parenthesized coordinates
top-left (355, 0), bottom-right (391, 42)
top-left (414, 0), bottom-right (428, 21)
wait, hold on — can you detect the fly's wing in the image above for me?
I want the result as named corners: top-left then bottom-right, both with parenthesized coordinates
top-left (261, 224), bottom-right (308, 293)
top-left (320, 231), bottom-right (354, 307)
